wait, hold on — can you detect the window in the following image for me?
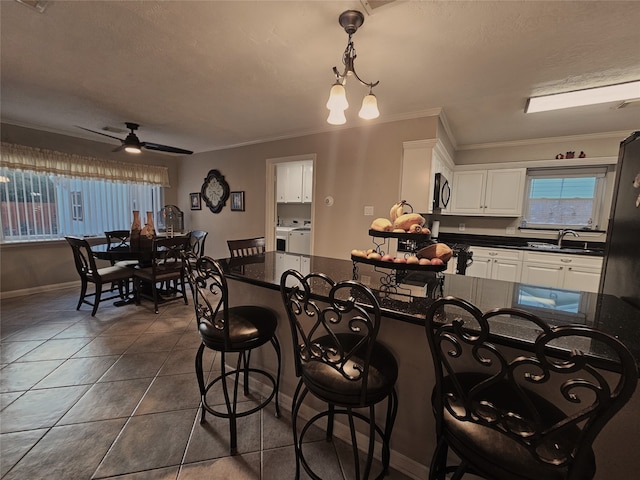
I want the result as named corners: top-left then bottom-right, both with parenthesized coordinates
top-left (0, 168), bottom-right (163, 242)
top-left (0, 143), bottom-right (169, 243)
top-left (523, 167), bottom-right (607, 229)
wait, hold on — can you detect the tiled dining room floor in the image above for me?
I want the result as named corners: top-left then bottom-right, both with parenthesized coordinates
top-left (0, 286), bottom-right (414, 480)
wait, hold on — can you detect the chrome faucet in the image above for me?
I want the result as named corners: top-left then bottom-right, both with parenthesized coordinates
top-left (558, 229), bottom-right (579, 248)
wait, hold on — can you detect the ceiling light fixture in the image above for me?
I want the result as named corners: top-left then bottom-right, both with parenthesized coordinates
top-left (326, 10), bottom-right (379, 125)
top-left (525, 81), bottom-right (640, 113)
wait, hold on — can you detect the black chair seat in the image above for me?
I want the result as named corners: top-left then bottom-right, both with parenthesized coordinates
top-left (439, 373), bottom-right (594, 480)
top-left (302, 333), bottom-right (398, 406)
top-left (199, 305), bottom-right (278, 351)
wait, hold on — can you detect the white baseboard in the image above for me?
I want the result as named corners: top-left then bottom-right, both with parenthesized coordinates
top-left (0, 281), bottom-right (79, 300)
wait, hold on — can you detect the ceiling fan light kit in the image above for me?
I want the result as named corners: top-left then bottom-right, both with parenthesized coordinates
top-left (326, 10), bottom-right (380, 125)
top-left (76, 122), bottom-right (193, 155)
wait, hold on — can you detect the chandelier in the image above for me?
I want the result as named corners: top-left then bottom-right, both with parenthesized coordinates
top-left (326, 10), bottom-right (380, 125)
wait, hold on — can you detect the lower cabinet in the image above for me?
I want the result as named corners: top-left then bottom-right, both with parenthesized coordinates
top-left (464, 247), bottom-right (603, 293)
top-left (466, 246), bottom-right (523, 282)
top-left (521, 251), bottom-right (602, 293)
top-left (275, 252), bottom-right (310, 287)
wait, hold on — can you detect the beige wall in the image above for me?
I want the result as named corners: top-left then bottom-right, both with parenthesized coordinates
top-left (1, 117), bottom-right (438, 294)
top-left (176, 116), bottom-right (439, 261)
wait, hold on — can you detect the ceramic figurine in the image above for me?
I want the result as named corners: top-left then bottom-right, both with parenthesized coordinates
top-left (579, 151), bottom-right (586, 158)
top-left (556, 153), bottom-right (564, 159)
top-left (566, 151), bottom-right (575, 159)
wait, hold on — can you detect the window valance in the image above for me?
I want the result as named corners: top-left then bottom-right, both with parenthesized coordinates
top-left (0, 142), bottom-right (170, 187)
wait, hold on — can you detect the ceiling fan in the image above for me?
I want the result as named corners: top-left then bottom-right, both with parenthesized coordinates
top-left (76, 122), bottom-right (193, 155)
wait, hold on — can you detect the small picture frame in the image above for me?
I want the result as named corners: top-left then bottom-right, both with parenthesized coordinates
top-left (230, 191), bottom-right (245, 211)
top-left (190, 192), bottom-right (201, 210)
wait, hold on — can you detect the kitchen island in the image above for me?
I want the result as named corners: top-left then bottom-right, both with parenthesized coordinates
top-left (218, 251), bottom-right (640, 479)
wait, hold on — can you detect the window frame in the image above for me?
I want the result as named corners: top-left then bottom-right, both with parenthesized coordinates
top-left (522, 167), bottom-right (608, 230)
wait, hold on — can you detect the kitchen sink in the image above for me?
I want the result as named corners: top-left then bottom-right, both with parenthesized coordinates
top-left (525, 242), bottom-right (596, 254)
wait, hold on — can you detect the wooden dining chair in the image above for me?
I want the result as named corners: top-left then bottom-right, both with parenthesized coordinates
top-left (65, 236), bottom-right (135, 316)
top-left (133, 236), bottom-right (189, 314)
top-left (227, 237), bottom-right (265, 258)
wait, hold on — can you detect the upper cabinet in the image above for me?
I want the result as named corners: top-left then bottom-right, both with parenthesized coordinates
top-left (449, 168), bottom-right (526, 216)
top-left (276, 160), bottom-right (313, 203)
top-left (400, 139), bottom-right (455, 214)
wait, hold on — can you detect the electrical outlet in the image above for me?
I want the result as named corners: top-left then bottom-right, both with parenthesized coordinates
top-left (506, 227), bottom-right (516, 235)
top-left (364, 206), bottom-right (374, 216)
top-left (459, 223), bottom-right (466, 232)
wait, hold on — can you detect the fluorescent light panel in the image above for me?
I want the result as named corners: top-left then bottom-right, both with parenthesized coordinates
top-left (525, 81), bottom-right (640, 113)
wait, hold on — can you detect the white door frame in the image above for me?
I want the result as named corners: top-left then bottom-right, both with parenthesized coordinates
top-left (265, 153), bottom-right (316, 252)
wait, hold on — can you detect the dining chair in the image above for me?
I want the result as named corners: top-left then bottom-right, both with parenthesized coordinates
top-left (133, 236), bottom-right (189, 314)
top-left (227, 237), bottom-right (265, 258)
top-left (184, 254), bottom-right (281, 454)
top-left (104, 229), bottom-right (139, 273)
top-left (65, 236), bottom-right (135, 316)
top-left (280, 269), bottom-right (399, 480)
top-left (424, 296), bottom-right (638, 480)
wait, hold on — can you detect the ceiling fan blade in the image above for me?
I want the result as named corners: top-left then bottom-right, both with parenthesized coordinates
top-left (141, 142), bottom-right (193, 155)
top-left (74, 125), bottom-right (124, 142)
top-left (112, 145), bottom-right (126, 153)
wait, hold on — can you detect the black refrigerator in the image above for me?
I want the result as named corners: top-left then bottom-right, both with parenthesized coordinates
top-left (598, 131), bottom-right (640, 309)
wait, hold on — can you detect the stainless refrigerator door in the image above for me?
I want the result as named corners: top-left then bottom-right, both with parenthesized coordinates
top-left (598, 131), bottom-right (640, 309)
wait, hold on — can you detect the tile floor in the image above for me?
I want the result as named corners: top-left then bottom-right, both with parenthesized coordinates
top-left (0, 286), bottom-right (414, 480)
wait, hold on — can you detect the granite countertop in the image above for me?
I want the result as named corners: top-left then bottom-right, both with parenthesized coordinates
top-left (220, 252), bottom-right (639, 371)
top-left (438, 233), bottom-right (605, 256)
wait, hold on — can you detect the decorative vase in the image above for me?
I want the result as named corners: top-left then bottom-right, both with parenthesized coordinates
top-left (130, 210), bottom-right (141, 251)
top-left (140, 211), bottom-right (156, 250)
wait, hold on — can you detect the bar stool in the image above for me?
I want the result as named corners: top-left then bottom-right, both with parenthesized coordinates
top-left (424, 296), bottom-right (638, 480)
top-left (185, 254), bottom-right (281, 454)
top-left (280, 269), bottom-right (398, 480)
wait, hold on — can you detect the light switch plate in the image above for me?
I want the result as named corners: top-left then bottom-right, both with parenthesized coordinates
top-left (506, 227), bottom-right (516, 234)
top-left (364, 206), bottom-right (374, 216)
top-left (459, 223), bottom-right (466, 231)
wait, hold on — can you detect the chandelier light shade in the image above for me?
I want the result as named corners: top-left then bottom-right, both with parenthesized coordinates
top-left (326, 10), bottom-right (379, 124)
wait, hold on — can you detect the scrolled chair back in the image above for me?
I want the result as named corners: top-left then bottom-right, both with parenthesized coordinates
top-left (424, 295), bottom-right (638, 475)
top-left (184, 254), bottom-right (232, 347)
top-left (280, 268), bottom-right (383, 404)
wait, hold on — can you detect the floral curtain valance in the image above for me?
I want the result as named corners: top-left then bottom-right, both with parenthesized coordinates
top-left (0, 142), bottom-right (170, 187)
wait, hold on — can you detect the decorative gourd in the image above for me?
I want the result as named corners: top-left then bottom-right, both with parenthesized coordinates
top-left (416, 243), bottom-right (453, 262)
top-left (370, 218), bottom-right (393, 232)
top-left (393, 213), bottom-right (425, 231)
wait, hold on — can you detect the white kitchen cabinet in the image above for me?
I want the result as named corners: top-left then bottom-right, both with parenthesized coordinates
top-left (275, 252), bottom-right (311, 287)
top-left (466, 246), bottom-right (523, 282)
top-left (449, 168), bottom-right (526, 216)
top-left (521, 251), bottom-right (602, 292)
top-left (276, 160), bottom-right (312, 203)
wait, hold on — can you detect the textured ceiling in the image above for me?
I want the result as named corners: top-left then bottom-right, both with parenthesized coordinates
top-left (1, 0), bottom-right (639, 155)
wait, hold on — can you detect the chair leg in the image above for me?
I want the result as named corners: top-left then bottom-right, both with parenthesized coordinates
top-left (326, 403), bottom-right (335, 440)
top-left (151, 280), bottom-right (159, 314)
top-left (243, 350), bottom-right (250, 396)
top-left (195, 343), bottom-right (206, 423)
top-left (347, 407), bottom-right (361, 480)
top-left (291, 380), bottom-right (307, 480)
top-left (77, 279), bottom-right (88, 310)
top-left (134, 277), bottom-right (141, 306)
top-left (429, 437), bottom-right (449, 480)
top-left (92, 283), bottom-right (102, 316)
top-left (220, 351), bottom-right (243, 455)
top-left (270, 335), bottom-right (281, 418)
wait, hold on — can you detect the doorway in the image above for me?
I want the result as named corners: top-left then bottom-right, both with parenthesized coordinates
top-left (265, 154), bottom-right (316, 254)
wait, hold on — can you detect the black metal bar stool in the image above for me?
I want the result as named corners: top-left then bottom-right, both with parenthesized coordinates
top-left (280, 269), bottom-right (398, 480)
top-left (424, 296), bottom-right (638, 480)
top-left (185, 254), bottom-right (281, 454)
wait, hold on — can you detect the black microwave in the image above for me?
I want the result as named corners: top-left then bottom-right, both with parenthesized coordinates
top-left (433, 172), bottom-right (451, 210)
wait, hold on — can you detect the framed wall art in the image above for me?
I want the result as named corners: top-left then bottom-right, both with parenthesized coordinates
top-left (231, 191), bottom-right (245, 211)
top-left (190, 192), bottom-right (201, 210)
